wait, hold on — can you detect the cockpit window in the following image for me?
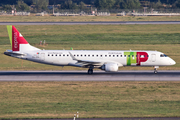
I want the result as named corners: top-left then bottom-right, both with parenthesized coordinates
top-left (160, 54), bottom-right (168, 57)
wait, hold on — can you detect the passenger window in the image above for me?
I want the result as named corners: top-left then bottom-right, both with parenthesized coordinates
top-left (132, 55), bottom-right (134, 57)
top-left (101, 55), bottom-right (102, 57)
top-left (92, 55), bottom-right (94, 57)
top-left (56, 55), bottom-right (57, 56)
top-left (117, 55), bottom-right (119, 57)
top-left (59, 54), bottom-right (61, 56)
top-left (63, 54), bottom-right (65, 56)
top-left (48, 54), bottom-right (50, 56)
top-left (121, 55), bottom-right (122, 57)
top-left (96, 55), bottom-right (98, 57)
top-left (128, 55), bottom-right (130, 57)
top-left (109, 55), bottom-right (111, 57)
top-left (113, 55), bottom-right (115, 57)
top-left (124, 55), bottom-right (126, 57)
top-left (88, 55), bottom-right (90, 57)
top-left (105, 55), bottom-right (107, 57)
top-left (67, 55), bottom-right (69, 56)
top-left (77, 55), bottom-right (79, 57)
top-left (81, 55), bottom-right (82, 57)
top-left (52, 54), bottom-right (53, 56)
top-left (84, 55), bottom-right (86, 57)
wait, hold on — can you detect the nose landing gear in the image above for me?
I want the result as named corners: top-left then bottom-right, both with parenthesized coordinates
top-left (154, 68), bottom-right (158, 74)
top-left (154, 66), bottom-right (159, 74)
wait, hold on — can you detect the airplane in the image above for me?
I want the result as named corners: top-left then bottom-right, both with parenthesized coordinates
top-left (4, 25), bottom-right (176, 74)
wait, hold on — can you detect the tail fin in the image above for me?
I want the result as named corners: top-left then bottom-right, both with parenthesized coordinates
top-left (7, 25), bottom-right (40, 52)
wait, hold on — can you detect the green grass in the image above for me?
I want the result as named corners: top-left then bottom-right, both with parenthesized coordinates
top-left (1, 24), bottom-right (180, 45)
top-left (1, 33), bottom-right (180, 45)
top-left (0, 82), bottom-right (180, 118)
top-left (1, 15), bottom-right (180, 22)
top-left (0, 24), bottom-right (180, 70)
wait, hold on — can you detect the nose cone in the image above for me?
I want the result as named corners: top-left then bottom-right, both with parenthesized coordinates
top-left (169, 58), bottom-right (176, 65)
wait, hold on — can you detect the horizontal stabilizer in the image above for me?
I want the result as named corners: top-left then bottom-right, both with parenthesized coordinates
top-left (4, 50), bottom-right (25, 56)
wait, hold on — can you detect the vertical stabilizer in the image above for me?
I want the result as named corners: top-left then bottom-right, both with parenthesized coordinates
top-left (6, 25), bottom-right (40, 52)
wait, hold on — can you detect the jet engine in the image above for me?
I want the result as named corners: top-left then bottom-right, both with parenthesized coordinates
top-left (101, 63), bottom-right (119, 72)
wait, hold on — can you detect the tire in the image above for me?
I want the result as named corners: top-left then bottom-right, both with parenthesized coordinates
top-left (88, 69), bottom-right (93, 74)
top-left (154, 70), bottom-right (158, 74)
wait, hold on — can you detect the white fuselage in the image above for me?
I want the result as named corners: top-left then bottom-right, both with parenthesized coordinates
top-left (15, 50), bottom-right (175, 68)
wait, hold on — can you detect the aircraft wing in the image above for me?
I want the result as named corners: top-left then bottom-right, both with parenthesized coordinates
top-left (69, 52), bottom-right (103, 67)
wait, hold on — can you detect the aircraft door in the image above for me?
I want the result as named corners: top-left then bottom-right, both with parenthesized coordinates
top-left (40, 53), bottom-right (45, 61)
top-left (151, 54), bottom-right (156, 62)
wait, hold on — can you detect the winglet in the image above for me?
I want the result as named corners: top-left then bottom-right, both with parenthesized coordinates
top-left (69, 52), bottom-right (78, 61)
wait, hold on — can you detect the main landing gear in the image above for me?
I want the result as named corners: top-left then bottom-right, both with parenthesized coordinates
top-left (88, 66), bottom-right (94, 74)
top-left (88, 68), bottom-right (93, 74)
top-left (154, 66), bottom-right (159, 74)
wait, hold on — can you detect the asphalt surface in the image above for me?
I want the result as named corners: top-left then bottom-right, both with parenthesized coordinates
top-left (0, 70), bottom-right (180, 81)
top-left (1, 21), bottom-right (180, 25)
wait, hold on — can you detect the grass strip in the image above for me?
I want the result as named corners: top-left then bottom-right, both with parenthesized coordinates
top-left (1, 15), bottom-right (180, 22)
top-left (0, 81), bottom-right (180, 118)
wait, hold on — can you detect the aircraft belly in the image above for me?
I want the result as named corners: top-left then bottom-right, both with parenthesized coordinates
top-left (53, 59), bottom-right (71, 65)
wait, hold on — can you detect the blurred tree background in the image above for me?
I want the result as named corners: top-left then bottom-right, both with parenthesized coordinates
top-left (1, 0), bottom-right (180, 11)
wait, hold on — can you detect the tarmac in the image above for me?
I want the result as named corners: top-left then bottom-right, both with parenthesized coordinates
top-left (0, 70), bottom-right (180, 81)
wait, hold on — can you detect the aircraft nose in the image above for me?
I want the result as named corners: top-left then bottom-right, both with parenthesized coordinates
top-left (169, 58), bottom-right (176, 65)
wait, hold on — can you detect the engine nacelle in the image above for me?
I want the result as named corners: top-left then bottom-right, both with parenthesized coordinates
top-left (101, 63), bottom-right (119, 72)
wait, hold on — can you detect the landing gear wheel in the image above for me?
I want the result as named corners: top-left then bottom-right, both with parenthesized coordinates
top-left (88, 69), bottom-right (93, 74)
top-left (154, 68), bottom-right (158, 74)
